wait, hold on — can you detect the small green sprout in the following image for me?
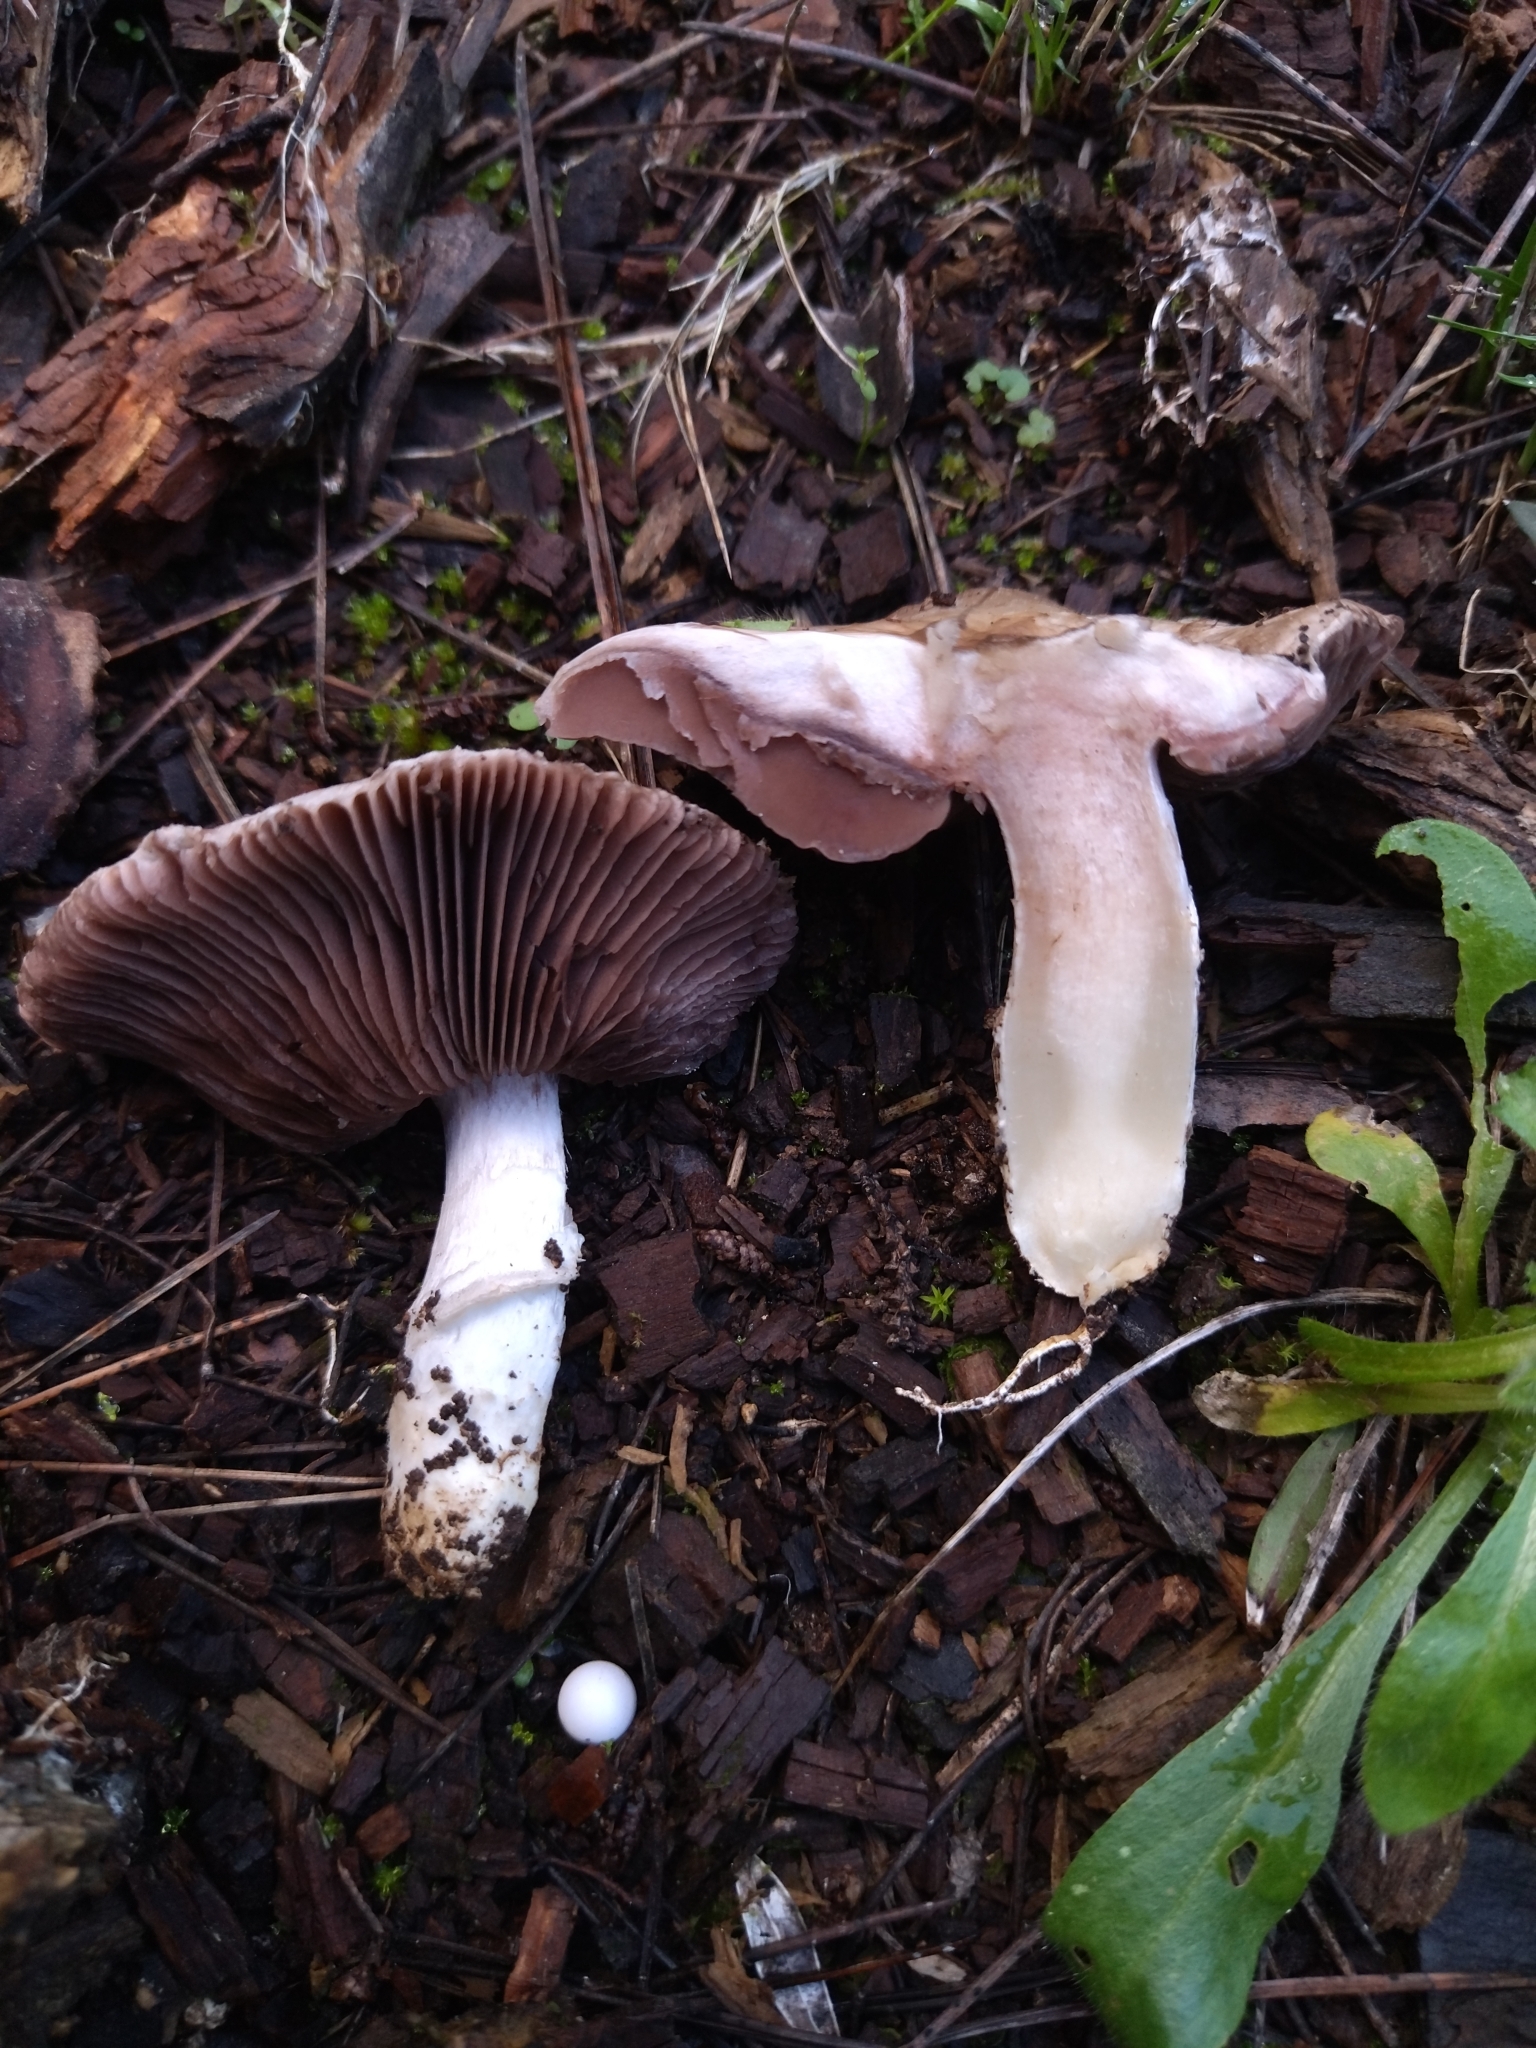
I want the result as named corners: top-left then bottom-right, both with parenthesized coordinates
top-left (95, 1390), bottom-right (121, 1422)
top-left (466, 159), bottom-right (514, 205)
top-left (921, 1282), bottom-right (957, 1324)
top-left (161, 1807), bottom-right (189, 1835)
top-left (344, 591), bottom-right (396, 656)
top-left (507, 700), bottom-right (544, 732)
top-left (318, 1812), bottom-right (344, 1844)
top-left (371, 1855), bottom-right (409, 1903)
top-left (508, 1718), bottom-right (537, 1746)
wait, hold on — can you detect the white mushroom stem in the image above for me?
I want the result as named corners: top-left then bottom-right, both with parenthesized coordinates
top-left (383, 1073), bottom-right (581, 1598)
top-left (542, 600), bottom-right (1392, 1305)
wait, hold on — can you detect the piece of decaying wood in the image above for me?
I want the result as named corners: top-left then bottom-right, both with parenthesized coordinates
top-left (830, 1330), bottom-right (947, 1438)
top-left (0, 580), bottom-right (99, 878)
top-left (1206, 892), bottom-right (1536, 1026)
top-left (226, 1688), bottom-right (335, 1796)
top-left (1095, 1575), bottom-right (1203, 1663)
top-left (673, 1637), bottom-right (830, 1845)
top-left (0, 0), bottom-right (65, 222)
top-left (1222, 1145), bottom-right (1351, 1296)
top-left (346, 209), bottom-right (511, 520)
top-left (781, 1739), bottom-right (929, 1829)
top-left (0, 0), bottom-right (503, 549)
top-left (1071, 1361), bottom-right (1227, 1559)
top-left (1050, 1622), bottom-right (1263, 1806)
top-left (503, 1885), bottom-right (579, 2002)
top-left (126, 1834), bottom-right (259, 2001)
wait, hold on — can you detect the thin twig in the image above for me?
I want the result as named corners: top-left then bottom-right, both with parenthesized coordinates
top-left (10, 1488), bottom-right (381, 1568)
top-left (515, 34), bottom-right (648, 785)
top-left (402, 1474), bottom-right (649, 1788)
top-left (134, 1541), bottom-right (446, 1730)
top-left (103, 503), bottom-right (419, 662)
top-left (700, 23), bottom-right (1017, 122)
top-left (1337, 161), bottom-right (1536, 477)
top-left (368, 581), bottom-right (553, 687)
top-left (0, 1213), bottom-right (280, 1401)
top-left (0, 1298), bottom-right (314, 1418)
top-left (0, 1461), bottom-right (374, 1486)
top-left (834, 1289), bottom-right (1422, 1694)
top-left (903, 1928), bottom-right (1047, 2048)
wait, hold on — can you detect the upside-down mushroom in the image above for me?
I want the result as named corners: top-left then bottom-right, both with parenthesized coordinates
top-left (541, 589), bottom-right (1398, 1305)
top-left (19, 750), bottom-right (794, 1596)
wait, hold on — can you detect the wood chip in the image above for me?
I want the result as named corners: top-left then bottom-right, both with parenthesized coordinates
top-left (226, 1688), bottom-right (335, 1797)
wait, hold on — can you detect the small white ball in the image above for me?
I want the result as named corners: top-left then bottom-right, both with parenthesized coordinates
top-left (557, 1660), bottom-right (637, 1745)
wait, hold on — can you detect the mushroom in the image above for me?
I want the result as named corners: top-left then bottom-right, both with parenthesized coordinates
top-left (0, 579), bottom-right (100, 878)
top-left (19, 748), bottom-right (794, 1596)
top-left (540, 588), bottom-right (1397, 1305)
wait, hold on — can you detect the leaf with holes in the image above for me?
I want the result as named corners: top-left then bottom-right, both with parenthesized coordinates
top-left (1363, 1444), bottom-right (1536, 1832)
top-left (1378, 821), bottom-right (1536, 1085)
top-left (1042, 1446), bottom-right (1491, 2048)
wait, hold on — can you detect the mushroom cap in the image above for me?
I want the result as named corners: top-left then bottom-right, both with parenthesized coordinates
top-left (19, 749), bottom-right (795, 1150)
top-left (537, 587), bottom-right (1398, 860)
top-left (0, 580), bottom-right (100, 878)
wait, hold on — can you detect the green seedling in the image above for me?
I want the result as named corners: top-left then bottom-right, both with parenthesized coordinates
top-left (920, 1282), bottom-right (957, 1324)
top-left (964, 359), bottom-right (1057, 451)
top-left (371, 1855), bottom-right (409, 1903)
top-left (1047, 816), bottom-right (1536, 2048)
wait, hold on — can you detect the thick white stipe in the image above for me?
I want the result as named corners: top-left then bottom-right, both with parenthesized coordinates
top-left (382, 1074), bottom-right (581, 1596)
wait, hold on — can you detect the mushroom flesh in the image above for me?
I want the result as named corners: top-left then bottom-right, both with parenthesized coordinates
top-left (20, 749), bottom-right (794, 1595)
top-left (541, 589), bottom-right (1398, 1305)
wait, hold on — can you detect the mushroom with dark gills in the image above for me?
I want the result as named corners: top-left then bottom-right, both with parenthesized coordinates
top-left (18, 750), bottom-right (795, 1597)
top-left (541, 589), bottom-right (1398, 1306)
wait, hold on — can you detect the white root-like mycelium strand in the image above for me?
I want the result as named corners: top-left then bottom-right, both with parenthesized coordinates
top-left (541, 592), bottom-right (1398, 1305)
top-left (18, 749), bottom-right (794, 1599)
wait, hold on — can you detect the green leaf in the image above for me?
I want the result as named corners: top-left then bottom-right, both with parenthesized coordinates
top-left (1364, 1447), bottom-right (1536, 1832)
top-left (1450, 1110), bottom-right (1515, 1333)
top-left (1042, 1446), bottom-right (1491, 2048)
top-left (1016, 407), bottom-right (1056, 449)
top-left (506, 700), bottom-right (543, 732)
top-left (1493, 1059), bottom-right (1536, 1150)
top-left (1506, 500), bottom-right (1536, 547)
top-left (1245, 1426), bottom-right (1354, 1626)
top-left (1298, 1315), bottom-right (1536, 1384)
top-left (1378, 819), bottom-right (1536, 1083)
top-left (1305, 1109), bottom-right (1453, 1295)
top-left (1194, 1368), bottom-right (1503, 1435)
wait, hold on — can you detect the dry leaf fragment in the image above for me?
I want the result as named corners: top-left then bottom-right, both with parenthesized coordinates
top-left (700, 1926), bottom-right (785, 2027)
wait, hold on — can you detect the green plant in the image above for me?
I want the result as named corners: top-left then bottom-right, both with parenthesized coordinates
top-left (344, 590), bottom-right (395, 657)
top-left (466, 159), bottom-right (514, 206)
top-left (160, 1807), bottom-right (189, 1835)
top-left (1045, 817), bottom-right (1536, 2048)
top-left (964, 359), bottom-right (1057, 451)
top-left (371, 1855), bottom-right (409, 1903)
top-left (920, 1281), bottom-right (957, 1324)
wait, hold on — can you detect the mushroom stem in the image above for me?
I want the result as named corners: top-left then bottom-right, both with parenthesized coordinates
top-left (985, 733), bottom-right (1197, 1304)
top-left (383, 1073), bottom-right (581, 1598)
